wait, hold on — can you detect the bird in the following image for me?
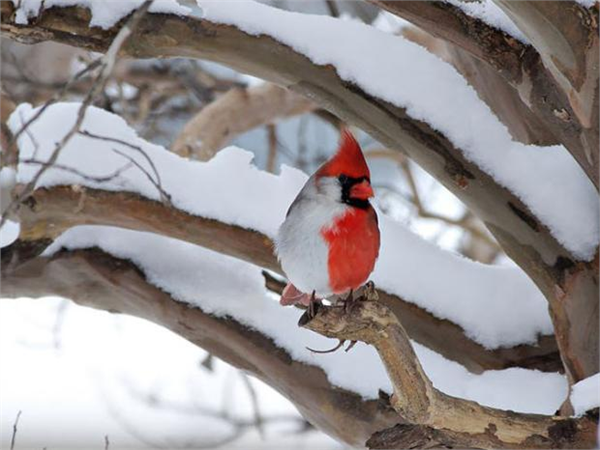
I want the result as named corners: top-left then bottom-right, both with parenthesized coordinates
top-left (275, 130), bottom-right (380, 313)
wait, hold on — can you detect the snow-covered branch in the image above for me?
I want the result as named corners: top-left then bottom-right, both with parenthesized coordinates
top-left (3, 102), bottom-right (560, 373)
top-left (301, 298), bottom-right (597, 449)
top-left (1, 1), bottom-right (597, 384)
top-left (0, 233), bottom-right (577, 448)
top-left (373, 0), bottom-right (599, 189)
top-left (0, 247), bottom-right (398, 447)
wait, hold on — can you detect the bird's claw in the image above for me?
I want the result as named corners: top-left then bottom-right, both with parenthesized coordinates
top-left (306, 339), bottom-right (358, 354)
top-left (298, 291), bottom-right (321, 326)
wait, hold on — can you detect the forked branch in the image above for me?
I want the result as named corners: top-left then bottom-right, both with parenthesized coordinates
top-left (300, 291), bottom-right (597, 449)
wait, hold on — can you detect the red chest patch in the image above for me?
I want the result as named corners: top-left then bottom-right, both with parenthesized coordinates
top-left (321, 207), bottom-right (380, 294)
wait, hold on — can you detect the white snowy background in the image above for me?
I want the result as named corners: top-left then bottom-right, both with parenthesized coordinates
top-left (1, 0), bottom-right (599, 448)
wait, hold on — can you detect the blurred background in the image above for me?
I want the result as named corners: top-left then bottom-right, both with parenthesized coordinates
top-left (0, 1), bottom-right (510, 448)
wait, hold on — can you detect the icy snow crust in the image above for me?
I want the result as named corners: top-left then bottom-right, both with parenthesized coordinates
top-left (197, 0), bottom-right (599, 261)
top-left (11, 0), bottom-right (190, 29)
top-left (9, 103), bottom-right (568, 411)
top-left (571, 374), bottom-right (600, 416)
top-left (10, 103), bottom-right (553, 349)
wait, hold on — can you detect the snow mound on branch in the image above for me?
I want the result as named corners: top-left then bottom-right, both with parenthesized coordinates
top-left (9, 102), bottom-right (304, 238)
top-left (571, 374), bottom-right (600, 416)
top-left (9, 102), bottom-right (553, 349)
top-left (45, 225), bottom-right (567, 413)
top-left (11, 0), bottom-right (190, 29)
top-left (197, 0), bottom-right (599, 261)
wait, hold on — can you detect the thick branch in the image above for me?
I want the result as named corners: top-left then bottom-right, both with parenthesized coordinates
top-left (171, 83), bottom-right (315, 160)
top-left (0, 248), bottom-right (398, 446)
top-left (2, 185), bottom-right (560, 373)
top-left (400, 25), bottom-right (557, 146)
top-left (370, 0), bottom-right (599, 189)
top-left (0, 3), bottom-right (596, 381)
top-left (369, 0), bottom-right (529, 82)
top-left (301, 299), bottom-right (598, 449)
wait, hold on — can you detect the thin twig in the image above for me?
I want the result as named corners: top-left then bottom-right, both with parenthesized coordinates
top-left (111, 148), bottom-right (172, 204)
top-left (78, 129), bottom-right (169, 204)
top-left (5, 58), bottom-right (102, 152)
top-left (10, 410), bottom-right (22, 450)
top-left (240, 373), bottom-right (264, 439)
top-left (20, 158), bottom-right (134, 184)
top-left (0, 0), bottom-right (154, 228)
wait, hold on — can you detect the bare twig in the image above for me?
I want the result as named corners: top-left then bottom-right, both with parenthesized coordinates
top-left (5, 58), bottom-right (102, 154)
top-left (121, 380), bottom-right (308, 448)
top-left (240, 373), bottom-right (264, 439)
top-left (10, 410), bottom-right (22, 450)
top-left (78, 129), bottom-right (170, 204)
top-left (111, 148), bottom-right (172, 205)
top-left (20, 158), bottom-right (134, 184)
top-left (0, 0), bottom-right (153, 228)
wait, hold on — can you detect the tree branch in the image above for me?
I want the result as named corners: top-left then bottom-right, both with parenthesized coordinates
top-left (369, 0), bottom-right (599, 190)
top-left (171, 83), bottom-right (315, 160)
top-left (301, 296), bottom-right (598, 449)
top-left (0, 248), bottom-right (398, 447)
top-left (2, 185), bottom-right (560, 373)
top-left (492, 0), bottom-right (599, 188)
top-left (0, 2), bottom-right (596, 382)
top-left (399, 24), bottom-right (557, 146)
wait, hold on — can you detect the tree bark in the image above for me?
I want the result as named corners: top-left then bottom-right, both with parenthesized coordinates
top-left (171, 83), bottom-right (315, 160)
top-left (2, 185), bottom-right (561, 373)
top-left (1, 2), bottom-right (596, 382)
top-left (371, 0), bottom-right (599, 190)
top-left (400, 24), bottom-right (558, 146)
top-left (301, 297), bottom-right (598, 449)
top-left (0, 248), bottom-right (399, 447)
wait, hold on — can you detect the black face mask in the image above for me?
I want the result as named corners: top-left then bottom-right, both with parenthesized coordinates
top-left (338, 174), bottom-right (371, 209)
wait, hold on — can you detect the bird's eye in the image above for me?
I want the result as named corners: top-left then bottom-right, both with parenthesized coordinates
top-left (338, 174), bottom-right (348, 184)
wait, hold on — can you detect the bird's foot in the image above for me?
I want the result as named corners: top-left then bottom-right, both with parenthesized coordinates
top-left (306, 339), bottom-right (358, 354)
top-left (364, 280), bottom-right (378, 301)
top-left (298, 291), bottom-right (321, 326)
top-left (343, 289), bottom-right (361, 314)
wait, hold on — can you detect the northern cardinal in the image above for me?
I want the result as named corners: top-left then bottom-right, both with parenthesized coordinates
top-left (275, 130), bottom-right (380, 310)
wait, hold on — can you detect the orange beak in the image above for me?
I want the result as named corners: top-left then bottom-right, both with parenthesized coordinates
top-left (349, 179), bottom-right (374, 200)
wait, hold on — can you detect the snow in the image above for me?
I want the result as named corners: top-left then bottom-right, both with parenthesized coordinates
top-left (371, 10), bottom-right (412, 34)
top-left (0, 166), bottom-right (17, 216)
top-left (575, 0), bottom-right (597, 8)
top-left (571, 374), bottom-right (600, 416)
top-left (11, 0), bottom-right (190, 29)
top-left (373, 218), bottom-right (552, 348)
top-left (9, 0), bottom-right (598, 258)
top-left (9, 102), bottom-right (553, 349)
top-left (196, 0), bottom-right (599, 261)
top-left (0, 220), bottom-right (20, 248)
top-left (444, 0), bottom-right (529, 43)
top-left (0, 167), bottom-right (16, 191)
top-left (9, 102), bottom-right (305, 238)
top-left (0, 297), bottom-right (340, 448)
top-left (44, 225), bottom-right (567, 414)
